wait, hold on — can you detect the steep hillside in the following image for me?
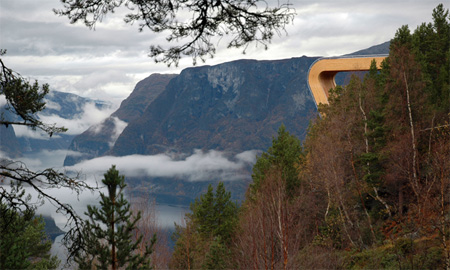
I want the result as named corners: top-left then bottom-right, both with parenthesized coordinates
top-left (111, 73), bottom-right (178, 122)
top-left (64, 74), bottom-right (177, 166)
top-left (346, 41), bottom-right (390, 56)
top-left (111, 57), bottom-right (318, 156)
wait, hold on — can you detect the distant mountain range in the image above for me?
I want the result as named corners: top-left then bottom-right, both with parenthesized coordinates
top-left (0, 91), bottom-right (111, 157)
top-left (346, 41), bottom-right (390, 56)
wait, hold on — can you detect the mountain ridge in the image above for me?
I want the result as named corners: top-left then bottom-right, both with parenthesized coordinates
top-left (64, 73), bottom-right (177, 165)
top-left (64, 41), bottom-right (390, 168)
top-left (110, 56), bottom-right (318, 157)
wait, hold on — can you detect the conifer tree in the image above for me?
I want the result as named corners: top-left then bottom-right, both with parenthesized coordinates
top-left (170, 182), bottom-right (238, 269)
top-left (359, 60), bottom-right (389, 189)
top-left (250, 124), bottom-right (304, 199)
top-left (74, 165), bottom-right (155, 270)
top-left (202, 236), bottom-right (230, 270)
top-left (191, 182), bottom-right (238, 244)
top-left (0, 187), bottom-right (60, 270)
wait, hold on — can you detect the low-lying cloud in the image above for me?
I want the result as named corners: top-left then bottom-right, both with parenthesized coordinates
top-left (13, 102), bottom-right (116, 139)
top-left (40, 102), bottom-right (115, 135)
top-left (19, 149), bottom-right (83, 171)
top-left (1, 148), bottom-right (258, 231)
top-left (67, 149), bottom-right (259, 182)
top-left (88, 116), bottom-right (128, 147)
top-left (109, 117), bottom-right (128, 147)
top-left (0, 96), bottom-right (7, 107)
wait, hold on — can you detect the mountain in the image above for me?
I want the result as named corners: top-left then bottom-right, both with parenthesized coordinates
top-left (109, 42), bottom-right (390, 158)
top-left (64, 73), bottom-right (177, 166)
top-left (43, 90), bottom-right (109, 119)
top-left (63, 57), bottom-right (320, 205)
top-left (0, 124), bottom-right (21, 158)
top-left (61, 42), bottom-right (390, 204)
top-left (0, 91), bottom-right (110, 158)
top-left (42, 215), bottom-right (65, 241)
top-left (66, 42), bottom-right (391, 165)
top-left (111, 57), bottom-right (318, 157)
top-left (111, 73), bottom-right (178, 122)
top-left (346, 41), bottom-right (390, 56)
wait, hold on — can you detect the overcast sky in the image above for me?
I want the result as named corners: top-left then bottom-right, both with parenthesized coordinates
top-left (0, 0), bottom-right (444, 106)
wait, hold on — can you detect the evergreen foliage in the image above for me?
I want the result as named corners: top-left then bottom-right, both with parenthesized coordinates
top-left (74, 165), bottom-right (155, 270)
top-left (299, 4), bottom-right (450, 268)
top-left (250, 124), bottom-right (304, 199)
top-left (0, 50), bottom-right (67, 135)
top-left (202, 236), bottom-right (230, 270)
top-left (170, 182), bottom-right (238, 269)
top-left (392, 3), bottom-right (450, 115)
top-left (191, 182), bottom-right (238, 243)
top-left (0, 186), bottom-right (60, 270)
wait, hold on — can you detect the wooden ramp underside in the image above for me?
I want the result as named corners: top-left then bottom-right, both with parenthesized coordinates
top-left (308, 56), bottom-right (387, 106)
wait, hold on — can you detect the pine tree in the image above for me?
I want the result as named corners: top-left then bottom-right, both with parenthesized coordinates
top-left (191, 182), bottom-right (238, 244)
top-left (412, 4), bottom-right (450, 112)
top-left (0, 185), bottom-right (60, 270)
top-left (202, 236), bottom-right (230, 270)
top-left (1, 51), bottom-right (91, 261)
top-left (360, 59), bottom-right (389, 188)
top-left (170, 182), bottom-right (238, 269)
top-left (250, 124), bottom-right (304, 199)
top-left (74, 165), bottom-right (155, 270)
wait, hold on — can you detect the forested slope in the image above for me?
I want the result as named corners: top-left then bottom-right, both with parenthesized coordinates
top-left (170, 4), bottom-right (450, 269)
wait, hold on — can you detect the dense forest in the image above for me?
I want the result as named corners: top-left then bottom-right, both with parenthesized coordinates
top-left (170, 4), bottom-right (450, 269)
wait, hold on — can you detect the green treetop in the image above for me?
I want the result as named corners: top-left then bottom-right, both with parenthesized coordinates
top-left (250, 124), bottom-right (304, 199)
top-left (74, 165), bottom-right (155, 270)
top-left (191, 182), bottom-right (238, 244)
top-left (170, 182), bottom-right (238, 269)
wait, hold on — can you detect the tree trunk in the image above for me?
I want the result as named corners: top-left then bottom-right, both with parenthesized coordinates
top-left (111, 196), bottom-right (117, 270)
top-left (403, 71), bottom-right (419, 197)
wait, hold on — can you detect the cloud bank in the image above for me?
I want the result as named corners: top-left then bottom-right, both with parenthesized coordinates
top-left (67, 149), bottom-right (258, 182)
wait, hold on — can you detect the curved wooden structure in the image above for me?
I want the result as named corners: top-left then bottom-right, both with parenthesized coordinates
top-left (308, 56), bottom-right (387, 106)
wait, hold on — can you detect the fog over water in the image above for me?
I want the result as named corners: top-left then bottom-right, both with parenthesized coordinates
top-left (15, 147), bottom-right (255, 231)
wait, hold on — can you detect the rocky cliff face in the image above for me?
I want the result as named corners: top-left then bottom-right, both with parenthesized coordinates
top-left (64, 73), bottom-right (177, 165)
top-left (110, 57), bottom-right (318, 157)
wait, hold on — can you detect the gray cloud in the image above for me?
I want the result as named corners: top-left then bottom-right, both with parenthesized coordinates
top-left (19, 149), bottom-right (84, 170)
top-left (0, 0), bottom-right (445, 103)
top-left (73, 70), bottom-right (133, 92)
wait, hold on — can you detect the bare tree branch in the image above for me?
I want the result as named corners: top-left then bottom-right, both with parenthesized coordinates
top-left (54, 0), bottom-right (295, 66)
